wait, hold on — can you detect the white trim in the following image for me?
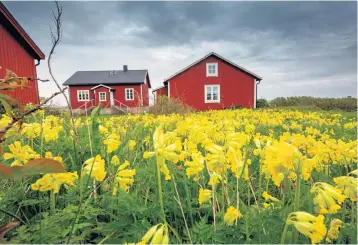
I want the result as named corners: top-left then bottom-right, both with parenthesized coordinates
top-left (206, 63), bottom-right (218, 77)
top-left (204, 85), bottom-right (220, 103)
top-left (168, 81), bottom-right (170, 98)
top-left (91, 84), bottom-right (113, 90)
top-left (254, 80), bottom-right (257, 108)
top-left (152, 85), bottom-right (166, 92)
top-left (125, 88), bottom-right (134, 101)
top-left (140, 84), bottom-right (143, 106)
top-left (77, 90), bottom-right (90, 101)
top-left (164, 52), bottom-right (262, 82)
top-left (99, 92), bottom-right (106, 101)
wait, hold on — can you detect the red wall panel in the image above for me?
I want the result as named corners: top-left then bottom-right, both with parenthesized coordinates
top-left (0, 24), bottom-right (39, 106)
top-left (68, 84), bottom-right (148, 109)
top-left (168, 56), bottom-right (255, 110)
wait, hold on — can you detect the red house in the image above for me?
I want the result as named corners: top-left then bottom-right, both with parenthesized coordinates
top-left (153, 52), bottom-right (262, 110)
top-left (0, 2), bottom-right (45, 106)
top-left (63, 66), bottom-right (151, 112)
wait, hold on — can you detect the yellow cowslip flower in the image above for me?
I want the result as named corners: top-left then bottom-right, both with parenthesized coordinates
top-left (82, 155), bottom-right (107, 181)
top-left (205, 142), bottom-right (227, 173)
top-left (45, 152), bottom-right (63, 163)
top-left (103, 133), bottom-right (121, 153)
top-left (143, 127), bottom-right (183, 180)
top-left (349, 169), bottom-right (358, 176)
top-left (184, 152), bottom-right (204, 180)
top-left (128, 140), bottom-right (136, 151)
top-left (112, 160), bottom-right (136, 195)
top-left (262, 141), bottom-right (302, 186)
top-left (21, 123), bottom-right (41, 139)
top-left (198, 188), bottom-right (212, 205)
top-left (311, 182), bottom-right (346, 214)
top-left (0, 114), bottom-right (19, 137)
top-left (224, 206), bottom-right (242, 226)
top-left (3, 141), bottom-right (40, 166)
top-left (136, 224), bottom-right (169, 245)
top-left (326, 219), bottom-right (343, 243)
top-left (208, 172), bottom-right (222, 186)
top-left (99, 125), bottom-right (109, 136)
top-left (263, 202), bottom-right (271, 209)
top-left (42, 116), bottom-right (63, 142)
top-left (286, 211), bottom-right (327, 244)
top-left (111, 155), bottom-right (120, 165)
top-left (262, 191), bottom-right (279, 202)
top-left (227, 147), bottom-right (249, 180)
top-left (31, 171), bottom-right (78, 193)
top-left (334, 176), bottom-right (357, 202)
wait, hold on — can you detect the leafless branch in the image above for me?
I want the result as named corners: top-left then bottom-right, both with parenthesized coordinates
top-left (36, 78), bottom-right (50, 83)
top-left (0, 87), bottom-right (68, 142)
top-left (47, 1), bottom-right (78, 140)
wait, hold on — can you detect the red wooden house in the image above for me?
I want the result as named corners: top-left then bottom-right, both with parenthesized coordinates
top-left (153, 52), bottom-right (262, 110)
top-left (63, 66), bottom-right (151, 112)
top-left (0, 2), bottom-right (45, 106)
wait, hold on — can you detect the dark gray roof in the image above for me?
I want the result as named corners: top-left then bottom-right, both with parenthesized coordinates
top-left (63, 70), bottom-right (148, 86)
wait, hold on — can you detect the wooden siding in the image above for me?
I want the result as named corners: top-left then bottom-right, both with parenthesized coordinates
top-left (0, 23), bottom-right (39, 105)
top-left (168, 56), bottom-right (256, 110)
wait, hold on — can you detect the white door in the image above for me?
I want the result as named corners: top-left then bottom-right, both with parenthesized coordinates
top-left (110, 90), bottom-right (114, 106)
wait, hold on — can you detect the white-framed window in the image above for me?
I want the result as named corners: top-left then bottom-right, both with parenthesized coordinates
top-left (77, 90), bottom-right (89, 101)
top-left (206, 63), bottom-right (218, 77)
top-left (125, 88), bottom-right (134, 100)
top-left (205, 85), bottom-right (220, 103)
top-left (99, 92), bottom-right (106, 101)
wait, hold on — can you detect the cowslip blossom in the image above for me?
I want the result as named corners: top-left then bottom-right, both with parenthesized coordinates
top-left (224, 206), bottom-right (242, 226)
top-left (82, 155), bottom-right (107, 181)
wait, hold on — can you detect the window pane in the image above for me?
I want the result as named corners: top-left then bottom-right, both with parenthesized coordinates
top-left (207, 93), bottom-right (212, 100)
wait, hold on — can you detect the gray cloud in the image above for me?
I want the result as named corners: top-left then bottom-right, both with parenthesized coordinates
top-left (3, 1), bottom-right (357, 105)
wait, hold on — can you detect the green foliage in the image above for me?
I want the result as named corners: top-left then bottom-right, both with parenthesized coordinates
top-left (256, 98), bottom-right (269, 108)
top-left (269, 96), bottom-right (357, 112)
top-left (148, 96), bottom-right (193, 115)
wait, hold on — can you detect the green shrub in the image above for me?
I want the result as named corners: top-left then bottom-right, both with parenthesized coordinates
top-left (256, 98), bottom-right (269, 108)
top-left (148, 96), bottom-right (193, 115)
top-left (269, 96), bottom-right (357, 112)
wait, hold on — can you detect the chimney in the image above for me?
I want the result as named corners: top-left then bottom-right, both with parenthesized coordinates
top-left (123, 65), bottom-right (128, 72)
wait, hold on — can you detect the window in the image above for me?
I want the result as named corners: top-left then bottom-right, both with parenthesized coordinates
top-left (125, 88), bottom-right (134, 100)
top-left (77, 90), bottom-right (89, 101)
top-left (206, 63), bottom-right (218, 77)
top-left (205, 85), bottom-right (220, 103)
top-left (99, 92), bottom-right (106, 101)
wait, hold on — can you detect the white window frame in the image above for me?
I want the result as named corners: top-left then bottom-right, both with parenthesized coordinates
top-left (125, 88), bottom-right (134, 101)
top-left (206, 63), bottom-right (218, 77)
top-left (77, 90), bottom-right (90, 101)
top-left (99, 92), bottom-right (106, 101)
top-left (205, 85), bottom-right (220, 103)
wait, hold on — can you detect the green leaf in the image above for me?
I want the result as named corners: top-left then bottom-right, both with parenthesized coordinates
top-left (0, 98), bottom-right (13, 116)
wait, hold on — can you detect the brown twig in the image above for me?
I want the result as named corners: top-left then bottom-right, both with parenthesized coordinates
top-left (47, 1), bottom-right (78, 140)
top-left (0, 87), bottom-right (67, 142)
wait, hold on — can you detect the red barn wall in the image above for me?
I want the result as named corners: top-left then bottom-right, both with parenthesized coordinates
top-left (68, 84), bottom-right (147, 109)
top-left (94, 86), bottom-right (110, 108)
top-left (155, 87), bottom-right (168, 97)
top-left (68, 85), bottom-right (95, 109)
top-left (168, 56), bottom-right (255, 110)
top-left (0, 24), bottom-right (39, 105)
top-left (141, 74), bottom-right (150, 107)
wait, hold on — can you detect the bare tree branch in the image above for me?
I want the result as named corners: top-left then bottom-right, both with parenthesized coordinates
top-left (47, 1), bottom-right (78, 141)
top-left (0, 87), bottom-right (68, 142)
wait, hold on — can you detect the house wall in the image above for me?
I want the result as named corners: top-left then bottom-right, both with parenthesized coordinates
top-left (168, 56), bottom-right (256, 110)
top-left (68, 84), bottom-right (147, 109)
top-left (0, 24), bottom-right (39, 106)
top-left (153, 87), bottom-right (168, 102)
top-left (141, 74), bottom-right (150, 107)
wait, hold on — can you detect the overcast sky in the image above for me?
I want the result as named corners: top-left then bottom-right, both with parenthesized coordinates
top-left (4, 1), bottom-right (357, 105)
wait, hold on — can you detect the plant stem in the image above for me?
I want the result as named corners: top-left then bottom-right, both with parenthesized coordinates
top-left (292, 173), bottom-right (301, 244)
top-left (156, 157), bottom-right (166, 222)
top-left (280, 221), bottom-right (289, 244)
top-left (246, 182), bottom-right (250, 242)
top-left (50, 191), bottom-right (56, 215)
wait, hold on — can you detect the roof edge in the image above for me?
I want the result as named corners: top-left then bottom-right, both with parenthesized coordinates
top-left (0, 2), bottom-right (45, 60)
top-left (163, 52), bottom-right (262, 82)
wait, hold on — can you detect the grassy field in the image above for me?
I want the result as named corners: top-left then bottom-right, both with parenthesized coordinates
top-left (0, 107), bottom-right (357, 244)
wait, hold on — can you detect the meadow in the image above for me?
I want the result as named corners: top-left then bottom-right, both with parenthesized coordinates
top-left (0, 107), bottom-right (357, 244)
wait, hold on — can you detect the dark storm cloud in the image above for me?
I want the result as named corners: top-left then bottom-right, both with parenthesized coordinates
top-left (3, 1), bottom-right (357, 103)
